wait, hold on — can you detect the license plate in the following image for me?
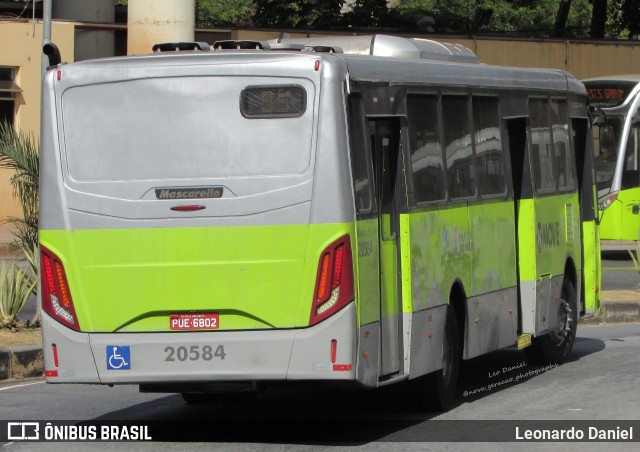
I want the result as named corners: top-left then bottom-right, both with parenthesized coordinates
top-left (170, 313), bottom-right (219, 330)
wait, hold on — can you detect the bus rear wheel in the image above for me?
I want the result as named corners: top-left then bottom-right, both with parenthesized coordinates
top-left (524, 276), bottom-right (577, 365)
top-left (410, 303), bottom-right (460, 412)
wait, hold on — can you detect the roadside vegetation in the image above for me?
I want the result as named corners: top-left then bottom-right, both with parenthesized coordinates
top-left (0, 121), bottom-right (40, 331)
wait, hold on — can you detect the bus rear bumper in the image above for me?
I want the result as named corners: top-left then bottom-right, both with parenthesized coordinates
top-left (42, 304), bottom-right (357, 385)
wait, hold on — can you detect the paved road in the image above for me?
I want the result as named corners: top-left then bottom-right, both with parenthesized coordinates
top-left (1, 323), bottom-right (638, 451)
top-left (601, 251), bottom-right (639, 291)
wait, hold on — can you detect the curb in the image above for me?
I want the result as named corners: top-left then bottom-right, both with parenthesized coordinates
top-left (0, 344), bottom-right (44, 381)
top-left (597, 301), bottom-right (640, 324)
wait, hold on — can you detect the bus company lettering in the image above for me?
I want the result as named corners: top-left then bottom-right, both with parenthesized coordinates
top-left (155, 187), bottom-right (223, 200)
top-left (443, 227), bottom-right (474, 258)
top-left (536, 221), bottom-right (560, 253)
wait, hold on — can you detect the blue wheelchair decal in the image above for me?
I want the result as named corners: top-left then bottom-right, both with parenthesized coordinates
top-left (106, 345), bottom-right (131, 370)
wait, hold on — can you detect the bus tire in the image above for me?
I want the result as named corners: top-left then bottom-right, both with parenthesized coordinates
top-left (410, 303), bottom-right (460, 412)
top-left (524, 276), bottom-right (577, 365)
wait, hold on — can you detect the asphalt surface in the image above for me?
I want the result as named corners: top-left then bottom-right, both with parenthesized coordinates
top-left (601, 250), bottom-right (639, 291)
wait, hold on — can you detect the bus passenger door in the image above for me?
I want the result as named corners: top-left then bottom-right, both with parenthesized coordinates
top-left (572, 117), bottom-right (601, 317)
top-left (506, 116), bottom-right (534, 334)
top-left (369, 118), bottom-right (403, 377)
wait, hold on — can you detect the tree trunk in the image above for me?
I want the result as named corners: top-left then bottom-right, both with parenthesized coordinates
top-left (590, 0), bottom-right (607, 38)
top-left (554, 0), bottom-right (572, 37)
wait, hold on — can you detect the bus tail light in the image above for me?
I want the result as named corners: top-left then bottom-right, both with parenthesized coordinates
top-left (41, 246), bottom-right (80, 331)
top-left (310, 235), bottom-right (354, 326)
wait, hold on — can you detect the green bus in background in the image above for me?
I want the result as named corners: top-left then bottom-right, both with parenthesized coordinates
top-left (584, 75), bottom-right (640, 251)
top-left (39, 35), bottom-right (600, 412)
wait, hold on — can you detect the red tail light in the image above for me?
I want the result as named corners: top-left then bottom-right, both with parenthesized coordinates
top-left (310, 235), bottom-right (354, 326)
top-left (41, 245), bottom-right (80, 331)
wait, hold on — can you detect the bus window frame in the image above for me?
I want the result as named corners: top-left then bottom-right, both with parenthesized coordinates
top-left (405, 91), bottom-right (448, 208)
top-left (406, 89), bottom-right (515, 209)
top-left (471, 93), bottom-right (509, 200)
top-left (441, 91), bottom-right (479, 203)
top-left (550, 97), bottom-right (577, 194)
top-left (528, 96), bottom-right (558, 197)
top-left (346, 92), bottom-right (377, 218)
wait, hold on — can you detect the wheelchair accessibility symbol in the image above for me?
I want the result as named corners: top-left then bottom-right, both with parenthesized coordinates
top-left (106, 345), bottom-right (131, 370)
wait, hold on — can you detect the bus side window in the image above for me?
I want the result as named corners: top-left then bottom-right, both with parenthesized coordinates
top-left (472, 96), bottom-right (505, 196)
top-left (529, 98), bottom-right (556, 192)
top-left (347, 94), bottom-right (374, 214)
top-left (407, 95), bottom-right (445, 203)
top-left (442, 95), bottom-right (475, 199)
top-left (551, 99), bottom-right (575, 191)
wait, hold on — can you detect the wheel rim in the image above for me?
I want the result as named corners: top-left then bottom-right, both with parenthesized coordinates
top-left (550, 295), bottom-right (573, 347)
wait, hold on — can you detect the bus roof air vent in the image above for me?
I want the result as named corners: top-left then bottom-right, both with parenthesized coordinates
top-left (303, 45), bottom-right (343, 54)
top-left (268, 43), bottom-right (305, 51)
top-left (213, 40), bottom-right (270, 50)
top-left (152, 42), bottom-right (210, 53)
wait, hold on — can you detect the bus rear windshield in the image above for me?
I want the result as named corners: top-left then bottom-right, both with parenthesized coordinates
top-left (61, 77), bottom-right (314, 182)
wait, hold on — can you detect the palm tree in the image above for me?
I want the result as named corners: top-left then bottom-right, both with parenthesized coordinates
top-left (0, 121), bottom-right (40, 325)
top-left (0, 120), bottom-right (39, 252)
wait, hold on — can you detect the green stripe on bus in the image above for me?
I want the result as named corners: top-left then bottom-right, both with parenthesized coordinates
top-left (40, 223), bottom-right (353, 332)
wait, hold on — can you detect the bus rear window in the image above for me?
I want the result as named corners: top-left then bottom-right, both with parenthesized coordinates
top-left (61, 77), bottom-right (314, 182)
top-left (241, 85), bottom-right (306, 118)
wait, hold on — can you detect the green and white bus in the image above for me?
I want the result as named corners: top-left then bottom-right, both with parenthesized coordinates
top-left (39, 35), bottom-right (599, 411)
top-left (583, 75), bottom-right (640, 250)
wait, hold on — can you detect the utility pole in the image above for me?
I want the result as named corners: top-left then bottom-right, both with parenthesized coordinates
top-left (42, 0), bottom-right (52, 76)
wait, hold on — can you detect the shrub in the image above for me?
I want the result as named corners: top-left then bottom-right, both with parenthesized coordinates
top-left (0, 260), bottom-right (37, 327)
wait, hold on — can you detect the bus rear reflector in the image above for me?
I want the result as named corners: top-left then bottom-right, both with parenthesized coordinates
top-left (310, 235), bottom-right (354, 326)
top-left (52, 344), bottom-right (59, 367)
top-left (41, 246), bottom-right (80, 331)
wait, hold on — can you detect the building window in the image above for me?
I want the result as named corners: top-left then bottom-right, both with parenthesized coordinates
top-left (0, 67), bottom-right (21, 126)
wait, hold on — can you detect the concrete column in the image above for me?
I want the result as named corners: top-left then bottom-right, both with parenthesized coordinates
top-left (128, 0), bottom-right (195, 55)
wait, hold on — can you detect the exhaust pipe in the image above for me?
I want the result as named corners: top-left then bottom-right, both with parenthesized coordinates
top-left (43, 42), bottom-right (61, 67)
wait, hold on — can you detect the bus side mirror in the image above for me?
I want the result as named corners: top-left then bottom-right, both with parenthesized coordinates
top-left (591, 108), bottom-right (606, 126)
top-left (600, 125), bottom-right (616, 156)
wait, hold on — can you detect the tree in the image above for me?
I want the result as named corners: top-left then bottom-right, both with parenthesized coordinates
top-left (197, 0), bottom-right (255, 27)
top-left (621, 0), bottom-right (640, 38)
top-left (342, 0), bottom-right (389, 28)
top-left (253, 0), bottom-right (344, 28)
top-left (590, 0), bottom-right (607, 37)
top-left (554, 0), bottom-right (572, 37)
top-left (391, 0), bottom-right (592, 36)
top-left (0, 121), bottom-right (39, 252)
